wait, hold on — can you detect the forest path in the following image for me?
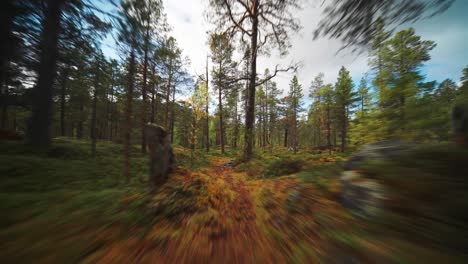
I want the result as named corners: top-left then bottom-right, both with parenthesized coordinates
top-left (195, 157), bottom-right (283, 263)
top-left (86, 157), bottom-right (286, 263)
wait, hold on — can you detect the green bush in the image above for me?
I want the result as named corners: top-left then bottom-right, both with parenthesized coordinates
top-left (265, 157), bottom-right (304, 177)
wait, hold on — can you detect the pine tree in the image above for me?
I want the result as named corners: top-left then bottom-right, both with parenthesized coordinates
top-left (374, 28), bottom-right (435, 139)
top-left (209, 33), bottom-right (236, 154)
top-left (320, 84), bottom-right (334, 154)
top-left (335, 66), bottom-right (357, 152)
top-left (309, 73), bottom-right (325, 147)
top-left (288, 75), bottom-right (303, 154)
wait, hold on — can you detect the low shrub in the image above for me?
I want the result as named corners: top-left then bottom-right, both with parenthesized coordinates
top-left (265, 157), bottom-right (304, 177)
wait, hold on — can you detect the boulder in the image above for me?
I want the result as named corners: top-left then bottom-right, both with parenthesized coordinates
top-left (340, 140), bottom-right (410, 217)
top-left (145, 124), bottom-right (174, 193)
top-left (343, 139), bottom-right (409, 171)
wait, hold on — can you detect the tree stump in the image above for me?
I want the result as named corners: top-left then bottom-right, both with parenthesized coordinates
top-left (145, 124), bottom-right (174, 193)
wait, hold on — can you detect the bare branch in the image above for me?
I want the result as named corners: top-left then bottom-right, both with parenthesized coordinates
top-left (223, 0), bottom-right (252, 37)
top-left (256, 63), bottom-right (300, 86)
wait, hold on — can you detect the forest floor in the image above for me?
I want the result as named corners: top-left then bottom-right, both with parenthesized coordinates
top-left (1, 138), bottom-right (467, 263)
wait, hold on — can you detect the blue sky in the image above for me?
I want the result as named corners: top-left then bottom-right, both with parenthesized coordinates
top-left (99, 0), bottom-right (468, 100)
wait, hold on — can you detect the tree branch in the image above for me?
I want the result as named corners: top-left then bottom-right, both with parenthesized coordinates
top-left (256, 63), bottom-right (299, 86)
top-left (223, 0), bottom-right (252, 37)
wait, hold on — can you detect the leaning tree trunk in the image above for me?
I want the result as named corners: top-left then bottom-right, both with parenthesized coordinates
top-left (27, 0), bottom-right (64, 149)
top-left (243, 2), bottom-right (258, 161)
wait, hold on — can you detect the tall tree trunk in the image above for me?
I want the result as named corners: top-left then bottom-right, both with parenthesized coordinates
top-left (60, 68), bottom-right (69, 136)
top-left (77, 99), bottom-right (84, 139)
top-left (284, 127), bottom-right (288, 148)
top-left (340, 110), bottom-right (346, 152)
top-left (205, 55), bottom-right (210, 152)
top-left (265, 82), bottom-right (270, 145)
top-left (327, 104), bottom-right (331, 155)
top-left (262, 97), bottom-right (266, 149)
top-left (317, 116), bottom-right (321, 146)
top-left (27, 0), bottom-right (64, 149)
top-left (151, 84), bottom-right (155, 123)
top-left (293, 102), bottom-right (297, 154)
top-left (243, 0), bottom-right (258, 161)
top-left (233, 99), bottom-right (238, 149)
top-left (109, 76), bottom-right (114, 141)
top-left (124, 49), bottom-right (136, 182)
top-left (170, 84), bottom-right (175, 143)
top-left (91, 79), bottom-right (98, 158)
top-left (1, 83), bottom-right (8, 128)
top-left (0, 0), bottom-right (14, 124)
top-left (164, 59), bottom-right (172, 129)
top-left (218, 63), bottom-right (225, 154)
top-left (141, 27), bottom-right (150, 154)
top-left (0, 0), bottom-right (13, 75)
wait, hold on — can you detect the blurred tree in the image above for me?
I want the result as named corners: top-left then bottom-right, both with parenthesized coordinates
top-left (26, 0), bottom-right (65, 149)
top-left (116, 0), bottom-right (144, 181)
top-left (377, 28), bottom-right (435, 138)
top-left (315, 0), bottom-right (453, 50)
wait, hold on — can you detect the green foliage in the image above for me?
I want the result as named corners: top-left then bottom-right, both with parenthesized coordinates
top-left (266, 157), bottom-right (305, 177)
top-left (377, 28), bottom-right (436, 138)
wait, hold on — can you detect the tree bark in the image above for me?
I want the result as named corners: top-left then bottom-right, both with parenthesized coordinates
top-left (170, 84), bottom-right (175, 143)
top-left (293, 100), bottom-right (297, 154)
top-left (0, 0), bottom-right (14, 124)
top-left (284, 127), bottom-right (288, 147)
top-left (141, 26), bottom-right (150, 154)
top-left (205, 55), bottom-right (210, 152)
top-left (91, 77), bottom-right (98, 158)
top-left (233, 100), bottom-right (238, 149)
top-left (218, 62), bottom-right (225, 154)
top-left (151, 84), bottom-right (155, 123)
top-left (327, 104), bottom-right (331, 155)
top-left (60, 68), bottom-right (69, 136)
top-left (243, 0), bottom-right (258, 161)
top-left (340, 110), bottom-right (346, 152)
top-left (164, 58), bottom-right (172, 129)
top-left (1, 83), bottom-right (8, 129)
top-left (27, 0), bottom-right (64, 149)
top-left (124, 49), bottom-right (136, 182)
top-left (77, 99), bottom-right (84, 139)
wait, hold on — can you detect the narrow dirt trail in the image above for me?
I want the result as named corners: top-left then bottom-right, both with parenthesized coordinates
top-left (93, 157), bottom-right (287, 263)
top-left (200, 157), bottom-right (282, 263)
